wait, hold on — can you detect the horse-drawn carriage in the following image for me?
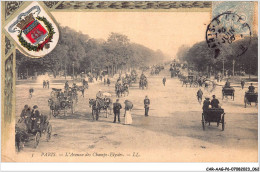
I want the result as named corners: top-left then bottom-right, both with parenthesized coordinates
top-left (130, 70), bottom-right (138, 83)
top-left (115, 82), bottom-right (129, 97)
top-left (15, 115), bottom-right (52, 151)
top-left (181, 75), bottom-right (198, 87)
top-left (48, 88), bottom-right (76, 117)
top-left (89, 93), bottom-right (112, 121)
top-left (202, 108), bottom-right (225, 131)
top-left (244, 92), bottom-right (258, 108)
top-left (139, 76), bottom-right (148, 89)
top-left (222, 87), bottom-right (235, 100)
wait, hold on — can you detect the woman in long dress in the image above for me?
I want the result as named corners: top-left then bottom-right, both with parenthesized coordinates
top-left (124, 100), bottom-right (133, 125)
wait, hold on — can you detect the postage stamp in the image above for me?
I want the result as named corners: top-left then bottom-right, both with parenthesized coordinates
top-left (1, 1), bottom-right (258, 165)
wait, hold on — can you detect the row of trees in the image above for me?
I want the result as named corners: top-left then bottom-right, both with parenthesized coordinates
top-left (16, 26), bottom-right (166, 78)
top-left (177, 36), bottom-right (258, 77)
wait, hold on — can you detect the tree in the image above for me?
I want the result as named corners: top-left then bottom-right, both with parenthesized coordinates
top-left (177, 36), bottom-right (258, 77)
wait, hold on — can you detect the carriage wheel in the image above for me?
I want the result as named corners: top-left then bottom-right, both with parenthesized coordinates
top-left (202, 113), bottom-right (205, 131)
top-left (34, 132), bottom-right (41, 148)
top-left (46, 124), bottom-right (52, 142)
top-left (221, 114), bottom-right (225, 131)
top-left (193, 82), bottom-right (198, 88)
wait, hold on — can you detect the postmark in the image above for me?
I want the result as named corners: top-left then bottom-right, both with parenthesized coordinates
top-left (206, 12), bottom-right (251, 58)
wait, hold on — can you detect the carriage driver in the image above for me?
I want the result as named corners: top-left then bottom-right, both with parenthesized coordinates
top-left (248, 83), bottom-right (255, 93)
top-left (31, 105), bottom-right (40, 132)
top-left (32, 105), bottom-right (47, 133)
top-left (211, 95), bottom-right (220, 108)
top-left (224, 79), bottom-right (231, 88)
top-left (96, 89), bottom-right (104, 106)
top-left (19, 105), bottom-right (32, 131)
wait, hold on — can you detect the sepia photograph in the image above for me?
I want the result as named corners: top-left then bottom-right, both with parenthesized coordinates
top-left (1, 1), bottom-right (258, 165)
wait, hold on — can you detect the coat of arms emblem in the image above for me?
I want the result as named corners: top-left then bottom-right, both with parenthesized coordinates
top-left (5, 2), bottom-right (59, 58)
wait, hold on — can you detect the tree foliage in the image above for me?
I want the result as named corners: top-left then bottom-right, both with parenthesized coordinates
top-left (16, 27), bottom-right (166, 77)
top-left (177, 36), bottom-right (258, 75)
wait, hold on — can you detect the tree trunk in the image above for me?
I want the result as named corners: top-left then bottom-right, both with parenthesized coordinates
top-left (112, 64), bottom-right (114, 76)
top-left (65, 63), bottom-right (67, 79)
top-left (53, 70), bottom-right (56, 78)
top-left (232, 60), bottom-right (235, 76)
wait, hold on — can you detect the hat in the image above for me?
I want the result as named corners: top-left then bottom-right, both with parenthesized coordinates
top-left (212, 95), bottom-right (216, 98)
top-left (24, 105), bottom-right (29, 109)
top-left (116, 99), bottom-right (119, 102)
top-left (205, 97), bottom-right (210, 100)
top-left (33, 105), bottom-right (38, 109)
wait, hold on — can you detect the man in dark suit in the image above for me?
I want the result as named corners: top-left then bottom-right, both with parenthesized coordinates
top-left (163, 77), bottom-right (166, 86)
top-left (31, 105), bottom-right (40, 132)
top-left (144, 96), bottom-right (150, 117)
top-left (211, 95), bottom-right (220, 108)
top-left (248, 83), bottom-right (255, 93)
top-left (113, 99), bottom-right (122, 123)
top-left (241, 80), bottom-right (245, 89)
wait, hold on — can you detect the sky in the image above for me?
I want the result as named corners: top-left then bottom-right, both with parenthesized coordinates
top-left (52, 12), bottom-right (210, 59)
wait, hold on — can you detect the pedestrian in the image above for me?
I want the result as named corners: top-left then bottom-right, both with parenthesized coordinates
top-left (144, 96), bottom-right (150, 117)
top-left (163, 77), bottom-right (166, 86)
top-left (46, 80), bottom-right (49, 89)
top-left (43, 80), bottom-right (46, 88)
top-left (107, 78), bottom-right (110, 86)
top-left (81, 87), bottom-right (85, 97)
top-left (29, 88), bottom-right (34, 99)
top-left (197, 88), bottom-right (203, 104)
top-left (113, 99), bottom-right (122, 123)
top-left (241, 79), bottom-right (245, 89)
top-left (124, 100), bottom-right (133, 125)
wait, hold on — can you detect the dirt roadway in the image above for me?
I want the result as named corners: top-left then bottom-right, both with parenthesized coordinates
top-left (14, 70), bottom-right (258, 162)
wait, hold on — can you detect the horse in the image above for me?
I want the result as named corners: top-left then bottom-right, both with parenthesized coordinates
top-left (89, 98), bottom-right (112, 120)
top-left (182, 78), bottom-right (191, 87)
top-left (122, 84), bottom-right (129, 96)
top-left (115, 83), bottom-right (122, 97)
top-left (154, 69), bottom-right (160, 75)
top-left (139, 78), bottom-right (148, 89)
top-left (75, 85), bottom-right (86, 97)
top-left (15, 126), bottom-right (28, 152)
